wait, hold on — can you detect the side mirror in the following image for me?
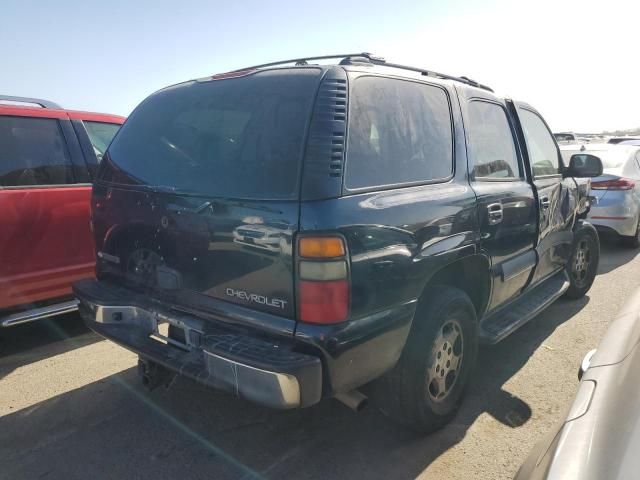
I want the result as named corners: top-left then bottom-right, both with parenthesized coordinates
top-left (565, 154), bottom-right (603, 178)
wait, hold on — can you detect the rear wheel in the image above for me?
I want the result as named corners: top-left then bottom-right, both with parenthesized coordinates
top-left (374, 286), bottom-right (478, 433)
top-left (564, 228), bottom-right (599, 299)
top-left (621, 218), bottom-right (640, 249)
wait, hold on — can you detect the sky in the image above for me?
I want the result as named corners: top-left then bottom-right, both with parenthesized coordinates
top-left (1, 0), bottom-right (638, 132)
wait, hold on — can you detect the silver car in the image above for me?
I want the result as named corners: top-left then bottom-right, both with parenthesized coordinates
top-left (515, 287), bottom-right (640, 480)
top-left (561, 144), bottom-right (640, 247)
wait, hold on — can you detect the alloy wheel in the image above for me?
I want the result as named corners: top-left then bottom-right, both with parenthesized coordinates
top-left (572, 239), bottom-right (591, 287)
top-left (427, 319), bottom-right (464, 403)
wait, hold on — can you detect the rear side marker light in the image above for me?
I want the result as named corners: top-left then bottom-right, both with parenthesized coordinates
top-left (97, 251), bottom-right (120, 265)
top-left (297, 236), bottom-right (349, 324)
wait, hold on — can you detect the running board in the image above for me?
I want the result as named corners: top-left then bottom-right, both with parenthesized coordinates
top-left (1, 300), bottom-right (79, 327)
top-left (480, 270), bottom-right (569, 344)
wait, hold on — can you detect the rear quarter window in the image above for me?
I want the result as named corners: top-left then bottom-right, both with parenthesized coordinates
top-left (345, 76), bottom-right (453, 190)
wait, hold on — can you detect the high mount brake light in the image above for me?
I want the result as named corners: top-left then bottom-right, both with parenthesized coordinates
top-left (297, 236), bottom-right (349, 324)
top-left (210, 69), bottom-right (256, 81)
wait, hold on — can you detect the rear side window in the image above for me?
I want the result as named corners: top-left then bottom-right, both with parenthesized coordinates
top-left (103, 69), bottom-right (321, 199)
top-left (518, 109), bottom-right (560, 177)
top-left (0, 116), bottom-right (74, 187)
top-left (467, 101), bottom-right (520, 179)
top-left (346, 77), bottom-right (453, 190)
top-left (84, 121), bottom-right (121, 161)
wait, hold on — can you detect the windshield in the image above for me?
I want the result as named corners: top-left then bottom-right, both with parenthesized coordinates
top-left (102, 68), bottom-right (321, 199)
top-left (585, 149), bottom-right (633, 169)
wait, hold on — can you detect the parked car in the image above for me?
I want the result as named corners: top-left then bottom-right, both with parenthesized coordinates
top-left (233, 219), bottom-right (291, 254)
top-left (74, 53), bottom-right (603, 432)
top-left (561, 144), bottom-right (640, 247)
top-left (608, 136), bottom-right (640, 144)
top-left (554, 132), bottom-right (580, 145)
top-left (617, 139), bottom-right (640, 146)
top-left (0, 95), bottom-right (124, 327)
top-left (515, 287), bottom-right (640, 480)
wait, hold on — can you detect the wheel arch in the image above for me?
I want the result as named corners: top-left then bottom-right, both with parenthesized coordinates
top-left (573, 219), bottom-right (599, 239)
top-left (417, 253), bottom-right (492, 321)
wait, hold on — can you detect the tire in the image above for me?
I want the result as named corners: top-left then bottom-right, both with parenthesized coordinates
top-left (373, 286), bottom-right (478, 433)
top-left (564, 228), bottom-right (599, 299)
top-left (621, 218), bottom-right (640, 249)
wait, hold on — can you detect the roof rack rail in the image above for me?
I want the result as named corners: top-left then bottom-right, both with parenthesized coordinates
top-left (234, 52), bottom-right (493, 92)
top-left (0, 95), bottom-right (61, 109)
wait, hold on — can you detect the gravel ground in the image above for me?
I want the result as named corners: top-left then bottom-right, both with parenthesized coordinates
top-left (1, 240), bottom-right (638, 480)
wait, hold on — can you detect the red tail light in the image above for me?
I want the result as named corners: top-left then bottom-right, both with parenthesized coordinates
top-left (297, 236), bottom-right (349, 324)
top-left (591, 178), bottom-right (636, 190)
top-left (299, 280), bottom-right (349, 323)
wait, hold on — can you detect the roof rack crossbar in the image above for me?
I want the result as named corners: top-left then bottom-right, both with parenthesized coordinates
top-left (0, 95), bottom-right (61, 109)
top-left (231, 52), bottom-right (493, 92)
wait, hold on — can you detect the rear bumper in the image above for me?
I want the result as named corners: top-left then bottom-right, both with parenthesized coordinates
top-left (588, 191), bottom-right (638, 236)
top-left (74, 279), bottom-right (322, 409)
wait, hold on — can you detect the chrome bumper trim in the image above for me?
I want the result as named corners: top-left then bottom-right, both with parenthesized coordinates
top-left (204, 350), bottom-right (301, 408)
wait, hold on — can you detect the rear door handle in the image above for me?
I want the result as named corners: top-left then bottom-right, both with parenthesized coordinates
top-left (540, 196), bottom-right (550, 209)
top-left (373, 260), bottom-right (394, 270)
top-left (487, 203), bottom-right (503, 225)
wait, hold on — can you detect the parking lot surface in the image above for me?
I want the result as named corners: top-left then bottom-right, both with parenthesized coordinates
top-left (1, 241), bottom-right (638, 480)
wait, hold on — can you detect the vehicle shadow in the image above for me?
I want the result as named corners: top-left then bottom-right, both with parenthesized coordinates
top-left (0, 296), bottom-right (589, 480)
top-left (597, 237), bottom-right (640, 275)
top-left (0, 313), bottom-right (100, 379)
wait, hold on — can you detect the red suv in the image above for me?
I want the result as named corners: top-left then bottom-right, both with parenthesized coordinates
top-left (0, 95), bottom-right (124, 327)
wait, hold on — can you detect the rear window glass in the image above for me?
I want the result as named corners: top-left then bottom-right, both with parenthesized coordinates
top-left (103, 69), bottom-right (321, 199)
top-left (0, 116), bottom-right (74, 187)
top-left (581, 149), bottom-right (633, 169)
top-left (345, 76), bottom-right (453, 190)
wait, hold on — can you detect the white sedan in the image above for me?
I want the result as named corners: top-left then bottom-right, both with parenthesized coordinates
top-left (561, 144), bottom-right (640, 247)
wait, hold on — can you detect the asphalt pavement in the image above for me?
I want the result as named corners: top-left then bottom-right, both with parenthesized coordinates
top-left (1, 240), bottom-right (638, 480)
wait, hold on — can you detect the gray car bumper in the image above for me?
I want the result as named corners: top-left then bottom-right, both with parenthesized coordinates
top-left (588, 190), bottom-right (639, 236)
